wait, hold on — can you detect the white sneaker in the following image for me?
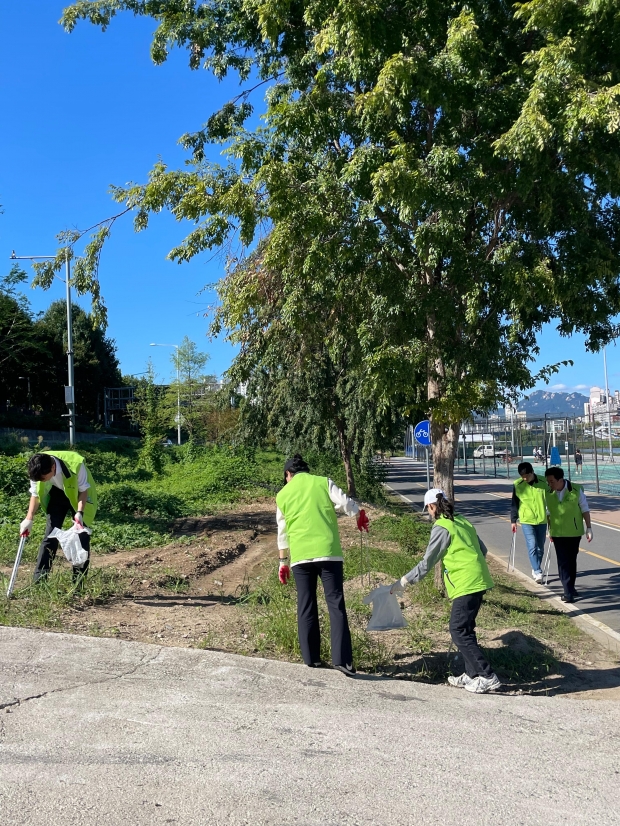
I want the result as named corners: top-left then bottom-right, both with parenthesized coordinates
top-left (464, 673), bottom-right (502, 694)
top-left (448, 673), bottom-right (474, 689)
top-left (533, 572), bottom-right (543, 583)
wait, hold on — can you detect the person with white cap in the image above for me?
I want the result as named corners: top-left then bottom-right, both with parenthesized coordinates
top-left (391, 489), bottom-right (500, 694)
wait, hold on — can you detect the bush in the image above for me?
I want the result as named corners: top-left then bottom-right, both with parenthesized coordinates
top-left (0, 455), bottom-right (28, 496)
top-left (98, 483), bottom-right (188, 520)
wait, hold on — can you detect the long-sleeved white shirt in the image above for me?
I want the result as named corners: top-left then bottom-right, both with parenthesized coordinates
top-left (547, 482), bottom-right (589, 513)
top-left (29, 457), bottom-right (90, 497)
top-left (276, 478), bottom-right (359, 566)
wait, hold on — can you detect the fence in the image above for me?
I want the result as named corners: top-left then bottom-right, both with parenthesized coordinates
top-left (406, 415), bottom-right (620, 495)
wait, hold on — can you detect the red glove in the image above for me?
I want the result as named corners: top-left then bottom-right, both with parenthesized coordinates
top-left (357, 509), bottom-right (369, 533)
top-left (278, 564), bottom-right (291, 585)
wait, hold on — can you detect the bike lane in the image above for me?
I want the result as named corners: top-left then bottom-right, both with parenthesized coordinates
top-left (385, 458), bottom-right (620, 637)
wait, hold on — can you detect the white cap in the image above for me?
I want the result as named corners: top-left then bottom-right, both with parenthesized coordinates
top-left (423, 488), bottom-right (445, 510)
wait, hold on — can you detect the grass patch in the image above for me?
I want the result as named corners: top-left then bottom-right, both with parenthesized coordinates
top-left (232, 510), bottom-right (597, 689)
top-left (0, 567), bottom-right (126, 629)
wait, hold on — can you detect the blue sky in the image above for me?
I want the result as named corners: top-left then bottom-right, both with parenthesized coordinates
top-left (1, 2), bottom-right (618, 396)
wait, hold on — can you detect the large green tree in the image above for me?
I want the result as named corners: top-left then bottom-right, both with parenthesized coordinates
top-left (61, 0), bottom-right (620, 497)
top-left (35, 301), bottom-right (122, 423)
top-left (0, 266), bottom-right (42, 411)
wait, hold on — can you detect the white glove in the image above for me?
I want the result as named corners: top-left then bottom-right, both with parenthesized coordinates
top-left (74, 512), bottom-right (84, 527)
top-left (585, 528), bottom-right (593, 542)
top-left (20, 518), bottom-right (33, 536)
top-left (390, 577), bottom-right (407, 594)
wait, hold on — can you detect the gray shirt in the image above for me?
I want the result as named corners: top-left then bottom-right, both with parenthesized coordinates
top-left (402, 524), bottom-right (488, 585)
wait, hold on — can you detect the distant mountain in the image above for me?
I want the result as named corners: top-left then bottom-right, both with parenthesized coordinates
top-left (517, 391), bottom-right (588, 416)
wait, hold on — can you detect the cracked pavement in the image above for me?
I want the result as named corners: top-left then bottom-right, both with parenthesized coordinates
top-left (0, 627), bottom-right (619, 825)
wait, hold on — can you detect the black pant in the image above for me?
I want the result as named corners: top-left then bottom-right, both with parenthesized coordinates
top-left (292, 560), bottom-right (353, 667)
top-left (34, 486), bottom-right (90, 582)
top-left (449, 591), bottom-right (493, 678)
top-left (552, 536), bottom-right (580, 596)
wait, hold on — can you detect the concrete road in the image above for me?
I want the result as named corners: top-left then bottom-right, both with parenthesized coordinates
top-left (386, 459), bottom-right (620, 636)
top-left (1, 627), bottom-right (619, 826)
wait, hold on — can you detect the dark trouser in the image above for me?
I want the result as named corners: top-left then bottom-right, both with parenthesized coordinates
top-left (449, 591), bottom-right (493, 679)
top-left (292, 560), bottom-right (353, 667)
top-left (552, 536), bottom-right (580, 596)
top-left (34, 486), bottom-right (90, 583)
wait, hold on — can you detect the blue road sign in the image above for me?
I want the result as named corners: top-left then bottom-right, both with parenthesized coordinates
top-left (414, 420), bottom-right (432, 447)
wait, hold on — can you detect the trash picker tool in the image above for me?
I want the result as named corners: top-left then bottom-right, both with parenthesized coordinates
top-left (507, 533), bottom-right (516, 573)
top-left (7, 532), bottom-right (29, 598)
top-left (542, 537), bottom-right (552, 585)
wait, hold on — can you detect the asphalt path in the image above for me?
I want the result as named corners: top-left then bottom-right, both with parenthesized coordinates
top-left (385, 459), bottom-right (620, 635)
top-left (1, 627), bottom-right (620, 826)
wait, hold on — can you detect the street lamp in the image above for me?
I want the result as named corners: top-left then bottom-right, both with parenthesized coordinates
top-left (10, 250), bottom-right (76, 446)
top-left (150, 343), bottom-right (181, 445)
top-left (603, 347), bottom-right (614, 462)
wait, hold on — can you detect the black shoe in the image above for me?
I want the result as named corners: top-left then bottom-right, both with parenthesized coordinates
top-left (307, 662), bottom-right (325, 669)
top-left (333, 663), bottom-right (356, 677)
top-left (561, 594), bottom-right (574, 603)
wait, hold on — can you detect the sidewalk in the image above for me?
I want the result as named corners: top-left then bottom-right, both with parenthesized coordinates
top-left (1, 626), bottom-right (619, 826)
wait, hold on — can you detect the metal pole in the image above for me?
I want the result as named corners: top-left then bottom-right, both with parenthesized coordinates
top-left (65, 252), bottom-right (76, 447)
top-left (425, 447), bottom-right (430, 490)
top-left (543, 415), bottom-right (548, 468)
top-left (176, 345), bottom-right (181, 445)
top-left (604, 347), bottom-right (614, 462)
top-left (566, 418), bottom-right (571, 481)
top-left (592, 408), bottom-right (600, 493)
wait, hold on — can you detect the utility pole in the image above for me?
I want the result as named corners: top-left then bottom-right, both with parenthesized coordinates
top-left (65, 250), bottom-right (76, 446)
top-left (603, 347), bottom-right (614, 462)
top-left (11, 251), bottom-right (76, 446)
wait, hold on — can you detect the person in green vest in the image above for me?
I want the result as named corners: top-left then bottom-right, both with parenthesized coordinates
top-left (391, 488), bottom-right (500, 694)
top-left (544, 466), bottom-right (592, 603)
top-left (20, 451), bottom-right (98, 583)
top-left (510, 461), bottom-right (549, 583)
top-left (276, 454), bottom-right (369, 676)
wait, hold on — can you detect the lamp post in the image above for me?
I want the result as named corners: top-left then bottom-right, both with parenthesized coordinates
top-left (10, 250), bottom-right (76, 446)
top-left (603, 347), bottom-right (614, 462)
top-left (150, 343), bottom-right (181, 445)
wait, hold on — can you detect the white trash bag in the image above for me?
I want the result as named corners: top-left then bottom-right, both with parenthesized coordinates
top-left (48, 525), bottom-right (91, 566)
top-left (363, 585), bottom-right (408, 631)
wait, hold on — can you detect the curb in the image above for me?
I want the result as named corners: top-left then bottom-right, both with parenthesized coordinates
top-left (487, 551), bottom-right (620, 657)
top-left (384, 479), bottom-right (620, 658)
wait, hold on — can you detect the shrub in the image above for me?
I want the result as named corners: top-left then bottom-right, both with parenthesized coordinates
top-left (0, 455), bottom-right (28, 497)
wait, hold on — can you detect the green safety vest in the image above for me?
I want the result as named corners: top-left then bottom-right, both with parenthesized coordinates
top-left (36, 450), bottom-right (98, 525)
top-left (435, 514), bottom-right (494, 600)
top-left (275, 473), bottom-right (342, 565)
top-left (545, 482), bottom-right (584, 538)
top-left (513, 476), bottom-right (548, 525)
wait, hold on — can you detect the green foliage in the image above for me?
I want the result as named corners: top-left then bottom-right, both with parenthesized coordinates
top-left (59, 0), bottom-right (620, 497)
top-left (0, 455), bottom-right (29, 496)
top-left (0, 440), bottom-right (284, 563)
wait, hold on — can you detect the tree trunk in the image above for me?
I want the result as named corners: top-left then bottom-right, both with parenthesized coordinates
top-left (336, 418), bottom-right (357, 497)
top-left (426, 316), bottom-right (460, 593)
top-left (430, 420), bottom-right (460, 502)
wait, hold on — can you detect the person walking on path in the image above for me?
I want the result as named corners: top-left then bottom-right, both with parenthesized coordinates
top-left (574, 449), bottom-right (583, 475)
top-left (510, 461), bottom-right (549, 583)
top-left (544, 467), bottom-right (592, 603)
top-left (20, 451), bottom-right (98, 584)
top-left (275, 454), bottom-right (369, 676)
top-left (391, 489), bottom-right (500, 694)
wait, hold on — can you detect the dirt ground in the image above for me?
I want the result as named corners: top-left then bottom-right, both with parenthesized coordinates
top-left (7, 497), bottom-right (620, 699)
